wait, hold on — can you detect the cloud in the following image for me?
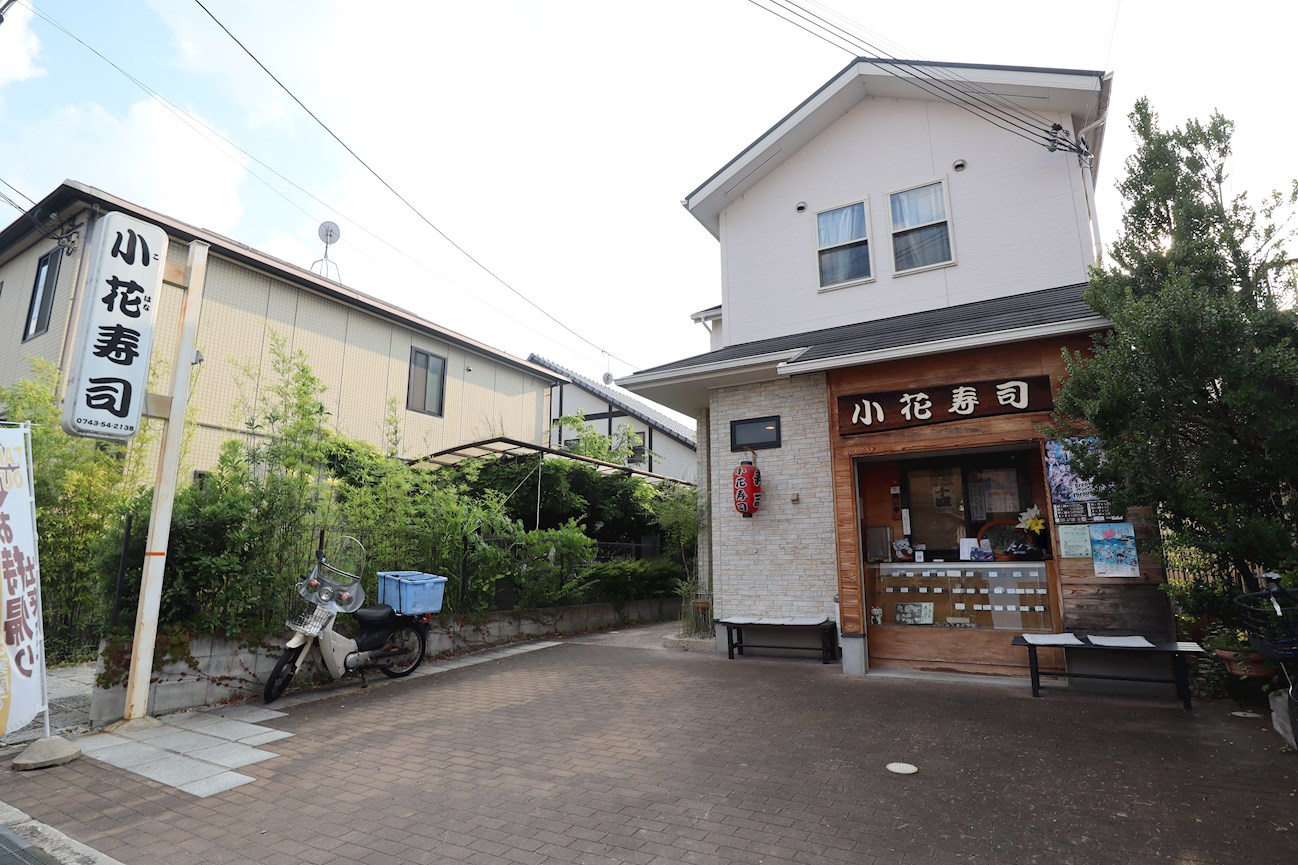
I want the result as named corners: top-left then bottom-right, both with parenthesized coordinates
top-left (10, 96), bottom-right (249, 235)
top-left (0, 4), bottom-right (45, 92)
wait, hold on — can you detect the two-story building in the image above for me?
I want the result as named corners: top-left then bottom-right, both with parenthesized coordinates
top-left (0, 181), bottom-right (561, 473)
top-left (528, 354), bottom-right (696, 483)
top-left (623, 59), bottom-right (1171, 680)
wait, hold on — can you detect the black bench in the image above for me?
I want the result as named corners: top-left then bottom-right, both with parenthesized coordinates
top-left (718, 616), bottom-right (838, 664)
top-left (1011, 634), bottom-right (1205, 709)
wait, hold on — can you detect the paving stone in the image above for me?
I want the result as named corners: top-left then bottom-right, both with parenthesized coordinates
top-left (175, 772), bottom-right (257, 799)
top-left (129, 755), bottom-right (226, 787)
top-left (86, 740), bottom-right (171, 768)
top-left (3, 623), bottom-right (1296, 865)
top-left (186, 742), bottom-right (278, 770)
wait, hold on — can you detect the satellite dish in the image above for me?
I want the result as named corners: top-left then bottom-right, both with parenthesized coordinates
top-left (602, 372), bottom-right (614, 385)
top-left (312, 221), bottom-right (342, 281)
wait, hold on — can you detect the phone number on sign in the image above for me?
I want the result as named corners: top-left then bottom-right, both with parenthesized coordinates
top-left (75, 418), bottom-right (136, 432)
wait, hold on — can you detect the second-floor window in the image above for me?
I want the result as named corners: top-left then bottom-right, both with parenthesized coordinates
top-left (23, 249), bottom-right (62, 341)
top-left (817, 201), bottom-right (872, 288)
top-left (889, 181), bottom-right (953, 273)
top-left (407, 347), bottom-right (447, 416)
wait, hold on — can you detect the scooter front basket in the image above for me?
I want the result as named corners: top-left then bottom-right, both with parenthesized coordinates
top-left (286, 595), bottom-right (332, 637)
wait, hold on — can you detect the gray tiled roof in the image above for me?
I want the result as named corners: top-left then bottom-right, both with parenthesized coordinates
top-left (636, 283), bottom-right (1096, 375)
top-left (528, 355), bottom-right (697, 447)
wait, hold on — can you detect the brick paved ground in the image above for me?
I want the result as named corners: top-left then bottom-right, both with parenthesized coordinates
top-left (3, 635), bottom-right (1296, 865)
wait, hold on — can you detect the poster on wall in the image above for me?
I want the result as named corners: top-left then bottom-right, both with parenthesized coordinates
top-left (1089, 522), bottom-right (1139, 577)
top-left (895, 602), bottom-right (935, 625)
top-left (1046, 438), bottom-right (1120, 524)
top-left (1057, 524), bottom-right (1093, 558)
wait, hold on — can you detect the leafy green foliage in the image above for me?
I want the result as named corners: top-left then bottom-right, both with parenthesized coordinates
top-left (553, 410), bottom-right (650, 465)
top-left (1053, 99), bottom-right (1298, 584)
top-left (0, 360), bottom-right (147, 662)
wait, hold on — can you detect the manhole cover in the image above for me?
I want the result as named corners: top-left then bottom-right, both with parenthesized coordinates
top-left (886, 762), bottom-right (918, 775)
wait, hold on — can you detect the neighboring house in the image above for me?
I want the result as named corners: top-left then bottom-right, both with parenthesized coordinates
top-left (622, 59), bottom-right (1169, 680)
top-left (528, 354), bottom-right (696, 483)
top-left (0, 181), bottom-right (562, 474)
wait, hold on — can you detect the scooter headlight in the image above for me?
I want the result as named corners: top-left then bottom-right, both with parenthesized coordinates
top-left (317, 586), bottom-right (335, 603)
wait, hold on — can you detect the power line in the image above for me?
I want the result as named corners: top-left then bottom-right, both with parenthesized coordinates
top-left (747, 0), bottom-right (1089, 157)
top-left (191, 0), bottom-right (636, 370)
top-left (15, 0), bottom-right (628, 374)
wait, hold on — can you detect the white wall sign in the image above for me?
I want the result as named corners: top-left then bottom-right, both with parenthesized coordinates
top-left (0, 424), bottom-right (44, 735)
top-left (61, 212), bottom-right (169, 440)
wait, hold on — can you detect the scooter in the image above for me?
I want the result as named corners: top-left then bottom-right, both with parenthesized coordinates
top-left (263, 535), bottom-right (429, 703)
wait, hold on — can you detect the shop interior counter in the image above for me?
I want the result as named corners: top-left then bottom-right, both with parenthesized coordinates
top-left (869, 561), bottom-right (1052, 632)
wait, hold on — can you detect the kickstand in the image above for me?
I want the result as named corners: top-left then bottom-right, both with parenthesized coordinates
top-left (358, 670), bottom-right (368, 689)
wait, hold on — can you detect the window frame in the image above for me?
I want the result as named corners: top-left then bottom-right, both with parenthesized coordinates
top-left (406, 347), bottom-right (448, 417)
top-left (814, 199), bottom-right (875, 291)
top-left (23, 248), bottom-right (63, 342)
top-left (730, 416), bottom-right (782, 452)
top-left (887, 179), bottom-right (955, 276)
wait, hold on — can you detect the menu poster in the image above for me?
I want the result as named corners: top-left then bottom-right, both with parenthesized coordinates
top-left (1057, 524), bottom-right (1092, 558)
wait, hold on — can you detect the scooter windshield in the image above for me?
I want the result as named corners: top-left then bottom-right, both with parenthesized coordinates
top-left (298, 563), bottom-right (366, 614)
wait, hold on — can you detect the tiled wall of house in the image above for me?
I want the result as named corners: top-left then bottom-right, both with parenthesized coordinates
top-left (709, 375), bottom-right (838, 620)
top-left (0, 236), bottom-right (80, 390)
top-left (176, 253), bottom-right (549, 472)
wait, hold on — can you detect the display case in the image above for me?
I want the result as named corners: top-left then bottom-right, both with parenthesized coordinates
top-left (867, 562), bottom-right (1052, 632)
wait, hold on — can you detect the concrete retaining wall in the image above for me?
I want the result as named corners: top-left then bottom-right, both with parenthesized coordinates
top-left (91, 597), bottom-right (678, 726)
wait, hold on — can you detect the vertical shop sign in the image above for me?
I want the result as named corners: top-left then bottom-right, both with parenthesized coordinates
top-left (0, 424), bottom-right (44, 735)
top-left (61, 212), bottom-right (169, 440)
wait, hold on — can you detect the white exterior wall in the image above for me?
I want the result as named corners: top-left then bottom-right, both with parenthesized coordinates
top-left (548, 382), bottom-right (697, 482)
top-left (0, 236), bottom-right (80, 388)
top-left (717, 97), bottom-right (1093, 347)
top-left (0, 215), bottom-right (549, 474)
top-left (708, 374), bottom-right (837, 620)
top-left (181, 254), bottom-right (549, 471)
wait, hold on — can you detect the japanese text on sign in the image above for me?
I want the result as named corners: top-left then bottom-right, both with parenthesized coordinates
top-left (837, 376), bottom-right (1053, 436)
top-left (0, 426), bottom-right (43, 735)
top-left (61, 214), bottom-right (169, 441)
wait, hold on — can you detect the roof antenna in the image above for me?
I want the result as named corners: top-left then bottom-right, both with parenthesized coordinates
top-left (312, 221), bottom-right (341, 282)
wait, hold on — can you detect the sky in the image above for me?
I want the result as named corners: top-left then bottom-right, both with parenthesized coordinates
top-left (1, 1), bottom-right (1295, 407)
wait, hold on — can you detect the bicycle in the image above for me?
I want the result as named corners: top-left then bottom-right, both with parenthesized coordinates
top-left (1233, 572), bottom-right (1298, 740)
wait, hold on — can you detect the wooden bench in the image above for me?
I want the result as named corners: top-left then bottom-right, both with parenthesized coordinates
top-left (718, 616), bottom-right (838, 664)
top-left (1011, 635), bottom-right (1205, 709)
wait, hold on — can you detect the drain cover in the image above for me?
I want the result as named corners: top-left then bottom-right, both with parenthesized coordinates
top-left (886, 762), bottom-right (919, 775)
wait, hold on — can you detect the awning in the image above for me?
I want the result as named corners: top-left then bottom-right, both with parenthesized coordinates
top-left (415, 436), bottom-right (692, 485)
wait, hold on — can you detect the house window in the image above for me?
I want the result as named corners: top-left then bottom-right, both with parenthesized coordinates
top-left (816, 201), bottom-right (872, 287)
top-left (731, 416), bottom-right (781, 451)
top-left (889, 181), bottom-right (953, 273)
top-left (23, 249), bottom-right (62, 341)
top-left (406, 348), bottom-right (447, 416)
top-left (630, 431), bottom-right (647, 465)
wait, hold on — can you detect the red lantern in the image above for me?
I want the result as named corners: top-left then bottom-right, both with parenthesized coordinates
top-left (733, 454), bottom-right (762, 518)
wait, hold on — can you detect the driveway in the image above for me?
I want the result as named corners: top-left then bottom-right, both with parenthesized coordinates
top-left (2, 622), bottom-right (1295, 865)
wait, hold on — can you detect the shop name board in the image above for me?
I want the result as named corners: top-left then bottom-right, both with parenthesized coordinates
top-left (61, 212), bottom-right (168, 441)
top-left (837, 375), bottom-right (1053, 435)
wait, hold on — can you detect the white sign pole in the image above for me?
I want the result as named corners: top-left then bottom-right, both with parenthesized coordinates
top-left (122, 241), bottom-right (209, 722)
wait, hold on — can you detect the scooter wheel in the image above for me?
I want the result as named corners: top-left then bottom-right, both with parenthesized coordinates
top-left (264, 645), bottom-right (303, 703)
top-left (379, 626), bottom-right (426, 678)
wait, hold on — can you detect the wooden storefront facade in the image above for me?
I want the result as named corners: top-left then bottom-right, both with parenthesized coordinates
top-left (828, 335), bottom-right (1172, 678)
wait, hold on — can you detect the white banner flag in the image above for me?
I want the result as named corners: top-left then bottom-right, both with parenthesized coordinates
top-left (0, 424), bottom-right (44, 735)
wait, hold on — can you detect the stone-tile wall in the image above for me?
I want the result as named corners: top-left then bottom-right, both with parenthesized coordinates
top-left (709, 375), bottom-right (838, 620)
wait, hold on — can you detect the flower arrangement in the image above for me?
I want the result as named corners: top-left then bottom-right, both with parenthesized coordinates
top-left (1016, 505), bottom-right (1046, 536)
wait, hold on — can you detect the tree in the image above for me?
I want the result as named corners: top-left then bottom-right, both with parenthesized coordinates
top-left (553, 411), bottom-right (648, 465)
top-left (1053, 99), bottom-right (1298, 585)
